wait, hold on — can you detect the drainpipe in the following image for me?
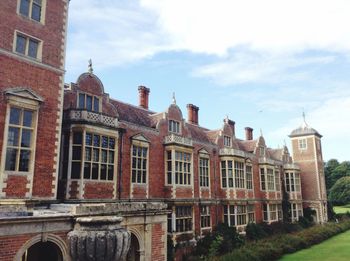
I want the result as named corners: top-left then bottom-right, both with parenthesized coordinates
top-left (118, 128), bottom-right (126, 200)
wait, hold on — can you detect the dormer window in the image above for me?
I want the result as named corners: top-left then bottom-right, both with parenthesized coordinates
top-left (223, 135), bottom-right (231, 147)
top-left (168, 120), bottom-right (180, 134)
top-left (78, 93), bottom-right (100, 112)
top-left (298, 138), bottom-right (307, 150)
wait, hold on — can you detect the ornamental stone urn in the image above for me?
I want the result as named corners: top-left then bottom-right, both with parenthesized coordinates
top-left (68, 216), bottom-right (130, 261)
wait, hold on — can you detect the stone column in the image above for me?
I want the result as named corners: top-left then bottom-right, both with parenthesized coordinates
top-left (68, 216), bottom-right (130, 261)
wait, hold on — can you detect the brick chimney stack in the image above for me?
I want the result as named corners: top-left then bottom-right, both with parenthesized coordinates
top-left (138, 86), bottom-right (150, 109)
top-left (224, 117), bottom-right (236, 136)
top-left (227, 119), bottom-right (235, 136)
top-left (187, 104), bottom-right (199, 125)
top-left (245, 127), bottom-right (253, 140)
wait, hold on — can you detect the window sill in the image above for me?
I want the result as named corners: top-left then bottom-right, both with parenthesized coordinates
top-left (4, 171), bottom-right (31, 176)
top-left (14, 51), bottom-right (41, 63)
top-left (18, 13), bottom-right (44, 25)
top-left (132, 183), bottom-right (147, 186)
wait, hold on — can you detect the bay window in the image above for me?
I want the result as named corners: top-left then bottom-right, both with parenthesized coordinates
top-left (70, 131), bottom-right (116, 181)
top-left (166, 149), bottom-right (192, 185)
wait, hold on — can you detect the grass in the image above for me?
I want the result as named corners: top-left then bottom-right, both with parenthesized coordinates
top-left (280, 229), bottom-right (350, 261)
top-left (334, 204), bottom-right (350, 214)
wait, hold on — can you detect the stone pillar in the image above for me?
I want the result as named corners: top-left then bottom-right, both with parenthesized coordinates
top-left (68, 216), bottom-right (130, 261)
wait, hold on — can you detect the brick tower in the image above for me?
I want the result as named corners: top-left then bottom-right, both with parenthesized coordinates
top-left (0, 0), bottom-right (69, 201)
top-left (289, 114), bottom-right (328, 223)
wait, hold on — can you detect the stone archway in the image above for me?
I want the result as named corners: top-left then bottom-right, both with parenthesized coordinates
top-left (21, 241), bottom-right (63, 261)
top-left (127, 233), bottom-right (141, 261)
top-left (14, 234), bottom-right (69, 261)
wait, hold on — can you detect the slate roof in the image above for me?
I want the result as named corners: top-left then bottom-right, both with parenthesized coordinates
top-left (186, 124), bottom-right (212, 144)
top-left (109, 99), bottom-right (155, 128)
top-left (236, 139), bottom-right (257, 153)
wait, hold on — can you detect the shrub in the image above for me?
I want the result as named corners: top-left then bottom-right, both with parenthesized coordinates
top-left (298, 216), bottom-right (313, 228)
top-left (245, 222), bottom-right (267, 240)
top-left (220, 220), bottom-right (350, 261)
top-left (208, 235), bottom-right (223, 258)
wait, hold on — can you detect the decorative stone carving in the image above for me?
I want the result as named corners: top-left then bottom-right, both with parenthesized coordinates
top-left (68, 216), bottom-right (130, 261)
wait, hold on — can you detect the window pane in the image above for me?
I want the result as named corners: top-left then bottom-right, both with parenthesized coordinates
top-left (93, 135), bottom-right (100, 147)
top-left (28, 39), bottom-right (39, 58)
top-left (109, 151), bottom-right (114, 163)
top-left (10, 107), bottom-right (21, 125)
top-left (72, 146), bottom-right (81, 160)
top-left (109, 138), bottom-right (115, 149)
top-left (73, 132), bottom-right (82, 144)
top-left (85, 147), bottom-right (91, 161)
top-left (92, 163), bottom-right (98, 179)
top-left (5, 148), bottom-right (17, 171)
top-left (21, 129), bottom-right (32, 148)
top-left (101, 150), bottom-right (107, 163)
top-left (100, 164), bottom-right (107, 180)
top-left (19, 150), bottom-right (31, 171)
top-left (93, 149), bottom-right (99, 162)
top-left (23, 110), bottom-right (33, 127)
top-left (108, 166), bottom-right (114, 180)
top-left (78, 94), bottom-right (85, 109)
top-left (71, 162), bottom-right (81, 179)
top-left (86, 95), bottom-right (92, 111)
top-left (8, 127), bottom-right (19, 146)
top-left (31, 3), bottom-right (41, 22)
top-left (84, 163), bottom-right (91, 179)
top-left (19, 0), bottom-right (30, 16)
top-left (85, 133), bottom-right (92, 145)
top-left (102, 136), bottom-right (108, 148)
top-left (16, 35), bottom-right (26, 54)
top-left (94, 97), bottom-right (99, 112)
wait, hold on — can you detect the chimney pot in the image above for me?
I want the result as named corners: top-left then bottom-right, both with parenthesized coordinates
top-left (245, 127), bottom-right (254, 140)
top-left (138, 85), bottom-right (150, 109)
top-left (187, 104), bottom-right (199, 125)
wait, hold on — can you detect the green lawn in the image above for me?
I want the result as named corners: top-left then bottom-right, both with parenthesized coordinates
top-left (334, 204), bottom-right (350, 214)
top-left (280, 230), bottom-right (350, 261)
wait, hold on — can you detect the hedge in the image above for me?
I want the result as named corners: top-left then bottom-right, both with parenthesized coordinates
top-left (220, 220), bottom-right (350, 261)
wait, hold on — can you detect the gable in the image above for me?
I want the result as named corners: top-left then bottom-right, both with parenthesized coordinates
top-left (131, 133), bottom-right (150, 143)
top-left (5, 87), bottom-right (44, 102)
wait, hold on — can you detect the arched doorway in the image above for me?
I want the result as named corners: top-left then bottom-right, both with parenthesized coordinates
top-left (21, 241), bottom-right (63, 261)
top-left (127, 233), bottom-right (140, 261)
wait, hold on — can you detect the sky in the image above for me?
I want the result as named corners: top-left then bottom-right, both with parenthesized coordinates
top-left (64, 0), bottom-right (350, 161)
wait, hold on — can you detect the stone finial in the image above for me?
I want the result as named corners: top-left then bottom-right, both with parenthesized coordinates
top-left (260, 128), bottom-right (263, 137)
top-left (88, 59), bottom-right (93, 74)
top-left (172, 92), bottom-right (176, 105)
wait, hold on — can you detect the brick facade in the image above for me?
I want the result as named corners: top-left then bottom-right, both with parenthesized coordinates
top-left (0, 0), bottom-right (327, 260)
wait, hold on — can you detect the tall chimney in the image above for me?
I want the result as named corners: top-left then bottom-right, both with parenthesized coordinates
top-left (245, 127), bottom-right (253, 140)
top-left (224, 117), bottom-right (235, 136)
top-left (187, 104), bottom-right (199, 125)
top-left (138, 86), bottom-right (150, 109)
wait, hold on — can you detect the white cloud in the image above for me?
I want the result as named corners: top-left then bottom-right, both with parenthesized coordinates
top-left (268, 94), bottom-right (350, 160)
top-left (192, 51), bottom-right (336, 85)
top-left (141, 0), bottom-right (350, 55)
top-left (66, 0), bottom-right (350, 72)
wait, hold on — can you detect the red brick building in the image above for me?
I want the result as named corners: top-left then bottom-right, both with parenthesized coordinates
top-left (0, 1), bottom-right (327, 260)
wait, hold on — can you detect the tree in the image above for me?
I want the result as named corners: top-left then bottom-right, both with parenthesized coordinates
top-left (331, 162), bottom-right (350, 184)
top-left (329, 176), bottom-right (350, 205)
top-left (325, 159), bottom-right (339, 190)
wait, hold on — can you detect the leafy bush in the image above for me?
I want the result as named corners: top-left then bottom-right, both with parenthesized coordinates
top-left (220, 220), bottom-right (350, 261)
top-left (245, 222), bottom-right (267, 240)
top-left (192, 223), bottom-right (243, 259)
top-left (298, 216), bottom-right (313, 228)
top-left (329, 176), bottom-right (350, 205)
